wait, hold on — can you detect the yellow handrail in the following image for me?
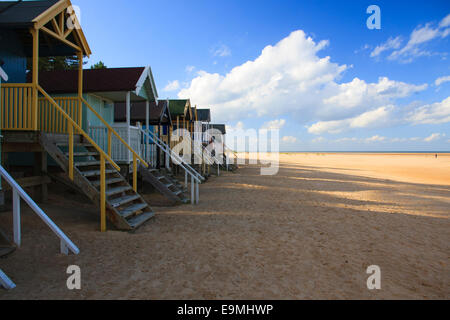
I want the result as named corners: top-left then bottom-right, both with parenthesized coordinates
top-left (37, 85), bottom-right (120, 171)
top-left (80, 97), bottom-right (149, 168)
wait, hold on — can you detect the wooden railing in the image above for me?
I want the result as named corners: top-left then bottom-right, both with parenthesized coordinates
top-left (0, 84), bottom-right (82, 133)
top-left (1, 84), bottom-right (34, 130)
top-left (39, 97), bottom-right (81, 133)
top-left (89, 124), bottom-right (143, 164)
top-left (37, 86), bottom-right (119, 232)
top-left (81, 97), bottom-right (148, 192)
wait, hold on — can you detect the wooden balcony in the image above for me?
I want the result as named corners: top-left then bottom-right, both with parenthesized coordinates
top-left (1, 83), bottom-right (82, 133)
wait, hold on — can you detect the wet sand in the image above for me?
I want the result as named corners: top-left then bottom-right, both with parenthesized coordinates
top-left (0, 153), bottom-right (449, 299)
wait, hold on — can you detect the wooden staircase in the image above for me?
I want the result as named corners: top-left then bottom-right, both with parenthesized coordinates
top-left (40, 133), bottom-right (154, 230)
top-left (139, 166), bottom-right (189, 204)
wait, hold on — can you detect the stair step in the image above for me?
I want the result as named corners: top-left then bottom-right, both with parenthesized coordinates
top-left (174, 190), bottom-right (183, 196)
top-left (106, 186), bottom-right (132, 197)
top-left (92, 177), bottom-right (123, 187)
top-left (57, 142), bottom-right (92, 147)
top-left (127, 211), bottom-right (155, 229)
top-left (65, 152), bottom-right (99, 157)
top-left (81, 169), bottom-right (115, 177)
top-left (164, 183), bottom-right (173, 188)
top-left (119, 203), bottom-right (148, 219)
top-left (75, 161), bottom-right (101, 167)
top-left (109, 194), bottom-right (140, 208)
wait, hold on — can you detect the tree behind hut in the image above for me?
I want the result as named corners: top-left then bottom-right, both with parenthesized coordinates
top-left (91, 61), bottom-right (107, 69)
top-left (27, 56), bottom-right (86, 71)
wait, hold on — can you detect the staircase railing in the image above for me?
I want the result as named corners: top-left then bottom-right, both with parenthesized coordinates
top-left (139, 127), bottom-right (203, 204)
top-left (38, 86), bottom-right (119, 232)
top-left (224, 145), bottom-right (238, 169)
top-left (0, 269), bottom-right (15, 290)
top-left (81, 97), bottom-right (148, 192)
top-left (0, 164), bottom-right (79, 289)
top-left (194, 141), bottom-right (223, 176)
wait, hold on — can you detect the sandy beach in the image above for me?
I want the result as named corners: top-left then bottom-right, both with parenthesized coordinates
top-left (0, 153), bottom-right (449, 299)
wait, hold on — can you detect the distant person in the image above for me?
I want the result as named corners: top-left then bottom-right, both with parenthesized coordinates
top-left (435, 154), bottom-right (438, 159)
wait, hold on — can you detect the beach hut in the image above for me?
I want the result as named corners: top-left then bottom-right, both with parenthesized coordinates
top-left (0, 0), bottom-right (154, 231)
top-left (169, 99), bottom-right (194, 148)
top-left (0, 35), bottom-right (79, 291)
top-left (114, 99), bottom-right (197, 203)
top-left (197, 109), bottom-right (211, 145)
top-left (115, 99), bottom-right (172, 169)
top-left (38, 67), bottom-right (156, 164)
top-left (38, 67), bottom-right (201, 204)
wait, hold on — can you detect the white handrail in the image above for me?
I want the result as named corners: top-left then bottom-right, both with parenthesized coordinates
top-left (0, 165), bottom-right (79, 256)
top-left (140, 128), bottom-right (204, 183)
top-left (139, 128), bottom-right (203, 204)
top-left (0, 268), bottom-right (15, 290)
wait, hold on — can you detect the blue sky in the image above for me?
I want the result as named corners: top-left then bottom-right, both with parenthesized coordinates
top-left (71, 0), bottom-right (450, 151)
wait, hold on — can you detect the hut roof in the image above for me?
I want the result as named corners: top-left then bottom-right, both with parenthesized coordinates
top-left (0, 0), bottom-right (91, 56)
top-left (37, 67), bottom-right (158, 102)
top-left (169, 99), bottom-right (192, 119)
top-left (210, 124), bottom-right (226, 135)
top-left (0, 0), bottom-right (59, 27)
top-left (197, 109), bottom-right (211, 122)
top-left (114, 100), bottom-right (171, 125)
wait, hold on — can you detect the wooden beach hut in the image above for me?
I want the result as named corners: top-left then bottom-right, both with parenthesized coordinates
top-left (39, 67), bottom-right (197, 204)
top-left (115, 99), bottom-right (172, 169)
top-left (0, 0), bottom-right (154, 231)
top-left (114, 99), bottom-right (195, 203)
top-left (197, 109), bottom-right (211, 145)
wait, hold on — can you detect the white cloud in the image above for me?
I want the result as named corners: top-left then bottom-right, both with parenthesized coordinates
top-left (407, 97), bottom-right (450, 124)
top-left (365, 135), bottom-right (386, 142)
top-left (424, 133), bottom-right (444, 142)
top-left (439, 14), bottom-right (450, 28)
top-left (370, 36), bottom-right (402, 57)
top-left (312, 137), bottom-right (325, 143)
top-left (179, 30), bottom-right (351, 122)
top-left (336, 137), bottom-right (359, 143)
top-left (212, 44), bottom-right (231, 57)
top-left (180, 30), bottom-right (427, 128)
top-left (186, 65), bottom-right (195, 72)
top-left (435, 75), bottom-right (450, 86)
top-left (163, 80), bottom-right (180, 92)
top-left (323, 77), bottom-right (427, 110)
top-left (308, 105), bottom-right (394, 135)
top-left (281, 136), bottom-right (297, 143)
top-left (371, 14), bottom-right (450, 63)
top-left (261, 119), bottom-right (286, 130)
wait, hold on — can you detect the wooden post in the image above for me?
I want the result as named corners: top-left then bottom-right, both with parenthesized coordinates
top-left (77, 51), bottom-right (83, 128)
top-left (191, 175), bottom-right (194, 205)
top-left (68, 123), bottom-right (74, 180)
top-left (167, 125), bottom-right (172, 170)
top-left (157, 124), bottom-right (161, 169)
top-left (145, 100), bottom-right (150, 163)
top-left (195, 181), bottom-right (199, 204)
top-left (13, 189), bottom-right (21, 247)
top-left (126, 91), bottom-right (131, 163)
top-left (133, 154), bottom-right (137, 192)
top-left (100, 154), bottom-right (106, 232)
top-left (107, 128), bottom-right (112, 157)
top-left (31, 28), bottom-right (39, 131)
